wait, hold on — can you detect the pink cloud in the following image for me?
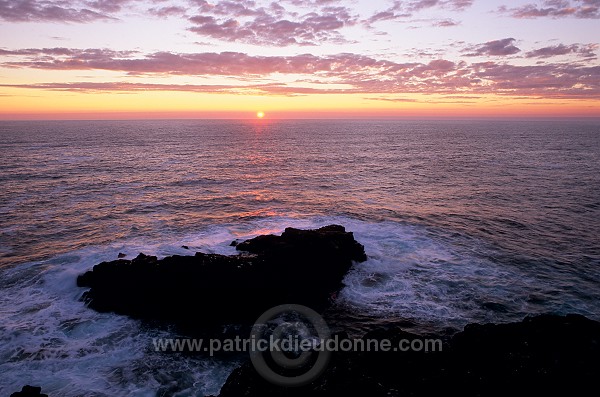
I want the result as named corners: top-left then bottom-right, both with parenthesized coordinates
top-left (432, 18), bottom-right (461, 27)
top-left (1, 48), bottom-right (598, 99)
top-left (283, 0), bottom-right (344, 6)
top-left (86, 0), bottom-right (133, 13)
top-left (463, 38), bottom-right (521, 56)
top-left (187, 1), bottom-right (357, 46)
top-left (0, 0), bottom-right (114, 22)
top-left (0, 50), bottom-right (403, 76)
top-left (526, 43), bottom-right (598, 58)
top-left (148, 5), bottom-right (187, 18)
top-left (410, 0), bottom-right (474, 11)
top-left (0, 0), bottom-right (470, 38)
top-left (0, 81), bottom-right (273, 94)
top-left (367, 0), bottom-right (473, 25)
top-left (469, 62), bottom-right (600, 98)
top-left (0, 47), bottom-right (136, 57)
top-left (499, 0), bottom-right (600, 19)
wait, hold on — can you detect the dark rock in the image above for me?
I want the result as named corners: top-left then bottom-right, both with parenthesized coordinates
top-left (181, 245), bottom-right (189, 250)
top-left (77, 225), bottom-right (366, 331)
top-left (10, 385), bottom-right (48, 397)
top-left (117, 252), bottom-right (126, 258)
top-left (236, 225), bottom-right (366, 263)
top-left (218, 314), bottom-right (600, 396)
top-left (230, 240), bottom-right (238, 247)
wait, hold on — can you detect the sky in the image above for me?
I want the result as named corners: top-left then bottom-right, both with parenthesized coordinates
top-left (0, 0), bottom-right (599, 119)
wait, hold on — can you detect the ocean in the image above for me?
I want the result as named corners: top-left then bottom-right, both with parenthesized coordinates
top-left (1, 119), bottom-right (599, 396)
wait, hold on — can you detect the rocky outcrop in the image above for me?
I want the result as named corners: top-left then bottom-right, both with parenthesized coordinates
top-left (77, 225), bottom-right (366, 330)
top-left (217, 314), bottom-right (600, 396)
top-left (10, 386), bottom-right (48, 397)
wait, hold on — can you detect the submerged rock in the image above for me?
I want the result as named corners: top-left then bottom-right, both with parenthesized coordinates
top-left (218, 314), bottom-right (600, 396)
top-left (77, 225), bottom-right (366, 330)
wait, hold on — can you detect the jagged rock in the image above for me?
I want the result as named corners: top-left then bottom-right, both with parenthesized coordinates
top-left (217, 314), bottom-right (600, 396)
top-left (77, 225), bottom-right (366, 331)
top-left (10, 386), bottom-right (48, 397)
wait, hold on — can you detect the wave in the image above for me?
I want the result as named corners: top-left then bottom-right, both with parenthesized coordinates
top-left (1, 215), bottom-right (598, 396)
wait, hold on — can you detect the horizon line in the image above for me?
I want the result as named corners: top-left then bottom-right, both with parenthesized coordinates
top-left (1, 116), bottom-right (600, 122)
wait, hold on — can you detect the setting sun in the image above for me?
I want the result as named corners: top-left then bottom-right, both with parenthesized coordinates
top-left (257, 111), bottom-right (265, 119)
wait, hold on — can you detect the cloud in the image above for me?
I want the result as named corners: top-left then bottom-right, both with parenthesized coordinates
top-left (365, 96), bottom-right (480, 104)
top-left (0, 0), bottom-right (470, 37)
top-left (410, 0), bottom-right (474, 11)
top-left (499, 0), bottom-right (600, 19)
top-left (0, 0), bottom-right (219, 23)
top-left (85, 0), bottom-right (133, 13)
top-left (525, 43), bottom-right (598, 58)
top-left (463, 38), bottom-right (521, 56)
top-left (0, 0), bottom-right (115, 22)
top-left (469, 62), bottom-right (600, 98)
top-left (460, 39), bottom-right (597, 60)
top-left (0, 80), bottom-right (384, 96)
top-left (0, 47), bottom-right (136, 57)
top-left (0, 49), bottom-right (397, 75)
top-left (187, 1), bottom-right (357, 46)
top-left (1, 47), bottom-right (599, 99)
top-left (0, 81), bottom-right (282, 94)
top-left (367, 0), bottom-right (473, 24)
top-left (282, 0), bottom-right (345, 6)
top-left (432, 18), bottom-right (461, 27)
top-left (363, 97), bottom-right (420, 103)
top-left (148, 5), bottom-right (187, 18)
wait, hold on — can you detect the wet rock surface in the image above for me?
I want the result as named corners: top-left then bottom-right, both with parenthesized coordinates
top-left (77, 225), bottom-right (367, 330)
top-left (217, 314), bottom-right (600, 396)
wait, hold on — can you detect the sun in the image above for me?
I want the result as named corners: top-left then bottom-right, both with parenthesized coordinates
top-left (256, 111), bottom-right (265, 119)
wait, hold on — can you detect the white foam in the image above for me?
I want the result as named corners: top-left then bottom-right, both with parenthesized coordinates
top-left (1, 215), bottom-right (597, 395)
top-left (0, 245), bottom-right (239, 396)
top-left (338, 218), bottom-right (600, 330)
top-left (0, 216), bottom-right (323, 396)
